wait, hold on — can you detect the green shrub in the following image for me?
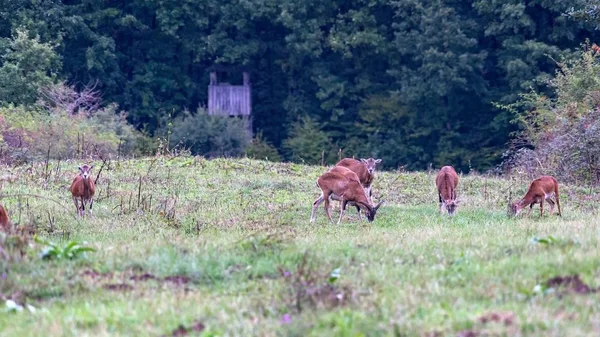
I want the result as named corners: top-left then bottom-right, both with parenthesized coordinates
top-left (502, 42), bottom-right (600, 184)
top-left (0, 28), bottom-right (61, 107)
top-left (282, 117), bottom-right (337, 165)
top-left (245, 132), bottom-right (281, 162)
top-left (0, 104), bottom-right (148, 163)
top-left (168, 108), bottom-right (251, 158)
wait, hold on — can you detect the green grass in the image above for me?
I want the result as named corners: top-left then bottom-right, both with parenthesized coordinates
top-left (1, 156), bottom-right (599, 336)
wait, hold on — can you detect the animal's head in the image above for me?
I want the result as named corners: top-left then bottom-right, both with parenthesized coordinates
top-left (508, 201), bottom-right (520, 217)
top-left (360, 158), bottom-right (382, 175)
top-left (442, 199), bottom-right (459, 216)
top-left (78, 164), bottom-right (94, 180)
top-left (365, 200), bottom-right (385, 222)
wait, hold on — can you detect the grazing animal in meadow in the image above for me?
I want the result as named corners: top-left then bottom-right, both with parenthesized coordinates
top-left (0, 204), bottom-right (10, 232)
top-left (70, 164), bottom-right (95, 217)
top-left (509, 176), bottom-right (561, 217)
top-left (335, 158), bottom-right (382, 200)
top-left (436, 166), bottom-right (460, 216)
top-left (310, 166), bottom-right (384, 224)
top-left (335, 157), bottom-right (382, 219)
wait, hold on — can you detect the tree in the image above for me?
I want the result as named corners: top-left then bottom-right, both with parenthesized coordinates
top-left (283, 117), bottom-right (337, 165)
top-left (0, 28), bottom-right (61, 106)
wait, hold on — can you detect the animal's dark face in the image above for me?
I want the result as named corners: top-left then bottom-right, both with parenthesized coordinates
top-left (365, 200), bottom-right (384, 222)
top-left (443, 199), bottom-right (458, 216)
top-left (360, 158), bottom-right (382, 175)
top-left (366, 209), bottom-right (375, 222)
top-left (78, 164), bottom-right (94, 180)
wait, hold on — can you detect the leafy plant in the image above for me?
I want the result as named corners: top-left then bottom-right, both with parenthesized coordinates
top-left (282, 117), bottom-right (337, 165)
top-left (530, 235), bottom-right (558, 246)
top-left (0, 28), bottom-right (61, 106)
top-left (502, 43), bottom-right (600, 184)
top-left (35, 238), bottom-right (96, 260)
top-left (245, 131), bottom-right (281, 162)
top-left (168, 108), bottom-right (251, 158)
top-left (328, 267), bottom-right (341, 284)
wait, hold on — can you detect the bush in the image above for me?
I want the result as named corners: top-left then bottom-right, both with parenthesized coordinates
top-left (168, 108), bottom-right (251, 158)
top-left (0, 28), bottom-right (60, 106)
top-left (282, 117), bottom-right (337, 165)
top-left (0, 104), bottom-right (147, 163)
top-left (246, 131), bottom-right (281, 162)
top-left (503, 42), bottom-right (600, 184)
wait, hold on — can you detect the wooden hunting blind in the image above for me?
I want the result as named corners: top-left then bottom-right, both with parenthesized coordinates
top-left (208, 71), bottom-right (251, 117)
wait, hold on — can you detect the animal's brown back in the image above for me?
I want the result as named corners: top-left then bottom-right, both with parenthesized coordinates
top-left (70, 176), bottom-right (96, 199)
top-left (528, 176), bottom-right (558, 196)
top-left (318, 168), bottom-right (365, 201)
top-left (436, 166), bottom-right (459, 199)
top-left (335, 158), bottom-right (371, 186)
top-left (0, 204), bottom-right (10, 232)
top-left (330, 166), bottom-right (361, 183)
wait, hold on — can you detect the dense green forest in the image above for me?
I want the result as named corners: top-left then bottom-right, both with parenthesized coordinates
top-left (0, 0), bottom-right (598, 171)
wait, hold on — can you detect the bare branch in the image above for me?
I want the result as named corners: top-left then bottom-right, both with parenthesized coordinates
top-left (38, 80), bottom-right (103, 115)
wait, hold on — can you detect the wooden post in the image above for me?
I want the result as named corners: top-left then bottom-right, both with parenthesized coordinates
top-left (243, 72), bottom-right (250, 86)
top-left (210, 72), bottom-right (217, 85)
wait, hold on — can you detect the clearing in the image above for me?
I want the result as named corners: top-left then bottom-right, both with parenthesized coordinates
top-left (1, 156), bottom-right (599, 336)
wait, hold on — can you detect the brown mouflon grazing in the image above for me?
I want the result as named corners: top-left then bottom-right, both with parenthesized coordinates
top-left (436, 166), bottom-right (460, 216)
top-left (310, 166), bottom-right (384, 224)
top-left (335, 158), bottom-right (382, 200)
top-left (70, 164), bottom-right (95, 217)
top-left (0, 204), bottom-right (10, 232)
top-left (509, 175), bottom-right (561, 217)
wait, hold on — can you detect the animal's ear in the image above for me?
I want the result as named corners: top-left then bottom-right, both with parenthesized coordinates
top-left (78, 166), bottom-right (82, 172)
top-left (89, 165), bottom-right (94, 170)
top-left (360, 158), bottom-right (368, 164)
top-left (374, 200), bottom-right (385, 210)
top-left (375, 159), bottom-right (382, 163)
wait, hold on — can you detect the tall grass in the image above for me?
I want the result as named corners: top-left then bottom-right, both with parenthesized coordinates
top-left (0, 156), bottom-right (599, 336)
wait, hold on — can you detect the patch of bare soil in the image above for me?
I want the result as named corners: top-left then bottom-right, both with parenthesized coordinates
top-left (81, 269), bottom-right (191, 291)
top-left (456, 330), bottom-right (479, 337)
top-left (546, 275), bottom-right (596, 294)
top-left (81, 270), bottom-right (113, 279)
top-left (130, 273), bottom-right (157, 281)
top-left (478, 311), bottom-right (515, 326)
top-left (163, 275), bottom-right (191, 285)
top-left (103, 283), bottom-right (134, 291)
top-left (163, 321), bottom-right (205, 337)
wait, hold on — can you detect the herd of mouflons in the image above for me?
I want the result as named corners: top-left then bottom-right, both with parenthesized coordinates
top-left (310, 158), bottom-right (562, 224)
top-left (0, 159), bottom-right (562, 232)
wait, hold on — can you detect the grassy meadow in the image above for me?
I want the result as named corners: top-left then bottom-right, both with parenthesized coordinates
top-left (0, 156), bottom-right (599, 336)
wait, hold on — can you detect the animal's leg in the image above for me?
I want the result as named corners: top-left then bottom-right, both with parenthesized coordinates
top-left (72, 196), bottom-right (81, 216)
top-left (324, 196), bottom-right (333, 224)
top-left (89, 198), bottom-right (94, 217)
top-left (555, 187), bottom-right (562, 217)
top-left (337, 199), bottom-right (347, 225)
top-left (546, 198), bottom-right (555, 214)
top-left (355, 204), bottom-right (363, 221)
top-left (310, 194), bottom-right (324, 223)
top-left (438, 194), bottom-right (443, 213)
top-left (539, 198), bottom-right (544, 217)
top-left (526, 203), bottom-right (533, 217)
top-left (81, 197), bottom-right (86, 217)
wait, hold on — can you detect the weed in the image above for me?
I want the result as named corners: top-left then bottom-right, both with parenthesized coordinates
top-left (35, 238), bottom-right (96, 260)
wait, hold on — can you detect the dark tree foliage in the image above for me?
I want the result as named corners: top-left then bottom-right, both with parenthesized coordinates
top-left (0, 0), bottom-right (598, 170)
